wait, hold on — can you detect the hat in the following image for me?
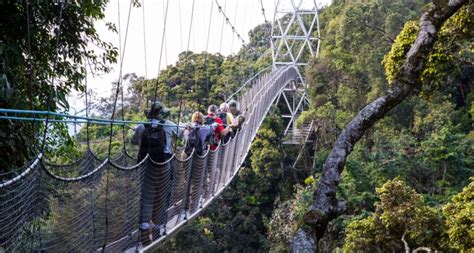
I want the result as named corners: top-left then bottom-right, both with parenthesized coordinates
top-left (229, 100), bottom-right (238, 109)
top-left (145, 101), bottom-right (171, 119)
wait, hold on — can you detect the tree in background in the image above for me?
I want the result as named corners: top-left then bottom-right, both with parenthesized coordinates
top-left (443, 177), bottom-right (474, 251)
top-left (0, 0), bottom-right (118, 171)
top-left (289, 0), bottom-right (472, 250)
top-left (344, 178), bottom-right (446, 252)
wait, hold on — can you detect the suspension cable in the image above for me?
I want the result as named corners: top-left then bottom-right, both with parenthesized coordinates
top-left (118, 0), bottom-right (126, 151)
top-left (152, 0), bottom-right (169, 104)
top-left (204, 0), bottom-right (214, 97)
top-left (142, 0), bottom-right (148, 79)
top-left (103, 2), bottom-right (132, 251)
top-left (117, 0), bottom-right (122, 61)
top-left (163, 0), bottom-right (168, 67)
top-left (41, 1), bottom-right (65, 153)
top-left (215, 0), bottom-right (257, 54)
top-left (85, 67), bottom-right (90, 149)
top-left (25, 0), bottom-right (39, 149)
top-left (218, 0), bottom-right (227, 53)
top-left (186, 0), bottom-right (195, 52)
top-left (219, 0), bottom-right (227, 53)
top-left (25, 0), bottom-right (33, 110)
top-left (107, 0), bottom-right (132, 156)
top-left (205, 0), bottom-right (214, 54)
top-left (178, 0), bottom-right (183, 52)
top-left (260, 0), bottom-right (268, 24)
top-left (230, 0), bottom-right (238, 52)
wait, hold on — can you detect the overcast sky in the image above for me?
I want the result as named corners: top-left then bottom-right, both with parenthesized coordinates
top-left (71, 0), bottom-right (331, 111)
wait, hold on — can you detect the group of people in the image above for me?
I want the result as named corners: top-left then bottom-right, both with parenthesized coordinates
top-left (131, 99), bottom-right (244, 245)
top-left (184, 101), bottom-right (243, 155)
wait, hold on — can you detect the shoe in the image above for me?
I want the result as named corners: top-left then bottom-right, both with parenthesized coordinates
top-left (139, 223), bottom-right (152, 246)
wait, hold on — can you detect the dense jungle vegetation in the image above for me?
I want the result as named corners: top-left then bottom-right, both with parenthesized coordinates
top-left (0, 0), bottom-right (472, 252)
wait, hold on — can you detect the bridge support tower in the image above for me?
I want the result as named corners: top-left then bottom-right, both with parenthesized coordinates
top-left (271, 0), bottom-right (320, 145)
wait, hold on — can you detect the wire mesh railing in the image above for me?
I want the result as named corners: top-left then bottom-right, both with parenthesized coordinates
top-left (0, 66), bottom-right (298, 252)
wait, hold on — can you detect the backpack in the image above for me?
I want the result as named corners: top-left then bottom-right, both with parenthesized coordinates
top-left (138, 120), bottom-right (166, 162)
top-left (185, 126), bottom-right (204, 156)
top-left (204, 116), bottom-right (216, 126)
top-left (217, 112), bottom-right (227, 126)
top-left (203, 116), bottom-right (220, 146)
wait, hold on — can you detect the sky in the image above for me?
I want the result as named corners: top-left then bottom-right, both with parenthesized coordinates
top-left (70, 0), bottom-right (331, 111)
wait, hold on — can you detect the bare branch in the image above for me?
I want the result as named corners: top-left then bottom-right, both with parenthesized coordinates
top-left (413, 247), bottom-right (433, 252)
top-left (402, 232), bottom-right (410, 253)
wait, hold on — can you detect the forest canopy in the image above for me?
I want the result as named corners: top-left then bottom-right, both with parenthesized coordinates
top-left (0, 0), bottom-right (472, 252)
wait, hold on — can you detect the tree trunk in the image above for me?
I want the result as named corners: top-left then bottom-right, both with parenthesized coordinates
top-left (297, 0), bottom-right (470, 246)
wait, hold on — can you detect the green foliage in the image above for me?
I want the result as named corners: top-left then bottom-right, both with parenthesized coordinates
top-left (443, 177), bottom-right (474, 251)
top-left (383, 4), bottom-right (474, 89)
top-left (382, 21), bottom-right (419, 84)
top-left (304, 175), bottom-right (315, 186)
top-left (251, 127), bottom-right (281, 179)
top-left (299, 1), bottom-right (473, 249)
top-left (421, 5), bottom-right (474, 89)
top-left (0, 0), bottom-right (118, 171)
top-left (344, 178), bottom-right (446, 252)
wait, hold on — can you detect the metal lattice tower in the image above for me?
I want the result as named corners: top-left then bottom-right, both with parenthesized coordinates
top-left (271, 0), bottom-right (320, 144)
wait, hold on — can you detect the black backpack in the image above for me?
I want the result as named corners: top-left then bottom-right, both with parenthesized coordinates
top-left (138, 121), bottom-right (166, 163)
top-left (217, 112), bottom-right (227, 126)
top-left (204, 116), bottom-right (216, 126)
top-left (185, 126), bottom-right (204, 156)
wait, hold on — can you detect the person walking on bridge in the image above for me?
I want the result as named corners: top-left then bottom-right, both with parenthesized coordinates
top-left (205, 104), bottom-right (231, 150)
top-left (184, 111), bottom-right (213, 156)
top-left (131, 101), bottom-right (183, 245)
top-left (229, 100), bottom-right (245, 132)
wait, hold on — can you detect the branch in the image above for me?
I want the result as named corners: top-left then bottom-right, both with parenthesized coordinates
top-left (402, 232), bottom-right (410, 253)
top-left (413, 247), bottom-right (433, 252)
top-left (359, 18), bottom-right (395, 43)
top-left (296, 0), bottom-right (470, 247)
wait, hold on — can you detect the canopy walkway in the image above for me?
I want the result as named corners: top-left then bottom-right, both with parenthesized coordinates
top-left (0, 66), bottom-right (300, 252)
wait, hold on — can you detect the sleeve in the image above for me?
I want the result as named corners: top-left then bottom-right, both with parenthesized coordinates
top-left (183, 128), bottom-right (189, 141)
top-left (226, 113), bottom-right (234, 126)
top-left (131, 124), bottom-right (144, 145)
top-left (167, 120), bottom-right (184, 138)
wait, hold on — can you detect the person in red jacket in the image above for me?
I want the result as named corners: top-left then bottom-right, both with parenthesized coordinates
top-left (204, 104), bottom-right (231, 150)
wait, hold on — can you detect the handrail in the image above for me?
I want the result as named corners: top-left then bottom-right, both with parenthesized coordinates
top-left (225, 66), bottom-right (272, 103)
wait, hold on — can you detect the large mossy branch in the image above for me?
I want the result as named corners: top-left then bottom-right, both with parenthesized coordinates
top-left (301, 0), bottom-right (470, 243)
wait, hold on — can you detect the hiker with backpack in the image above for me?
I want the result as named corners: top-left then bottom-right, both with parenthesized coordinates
top-left (131, 101), bottom-right (183, 245)
top-left (205, 104), bottom-right (232, 150)
top-left (132, 101), bottom-right (183, 162)
top-left (184, 111), bottom-right (213, 156)
top-left (228, 100), bottom-right (245, 131)
top-left (218, 102), bottom-right (234, 142)
top-left (228, 100), bottom-right (241, 118)
top-left (218, 102), bottom-right (234, 127)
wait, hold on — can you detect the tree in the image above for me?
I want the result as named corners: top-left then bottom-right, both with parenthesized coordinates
top-left (344, 178), bottom-right (447, 252)
top-left (443, 177), bottom-right (474, 251)
top-left (297, 0), bottom-right (471, 249)
top-left (0, 0), bottom-right (118, 171)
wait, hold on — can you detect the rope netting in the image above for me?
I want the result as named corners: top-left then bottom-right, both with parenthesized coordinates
top-left (0, 66), bottom-right (298, 252)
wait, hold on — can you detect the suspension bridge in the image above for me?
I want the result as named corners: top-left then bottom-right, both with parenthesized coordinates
top-left (0, 0), bottom-right (320, 252)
